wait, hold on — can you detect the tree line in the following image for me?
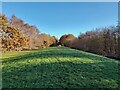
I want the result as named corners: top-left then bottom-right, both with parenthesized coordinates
top-left (0, 14), bottom-right (119, 60)
top-left (0, 14), bottom-right (58, 51)
top-left (59, 26), bottom-right (120, 60)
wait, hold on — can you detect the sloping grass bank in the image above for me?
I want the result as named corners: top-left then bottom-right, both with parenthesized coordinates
top-left (2, 47), bottom-right (120, 88)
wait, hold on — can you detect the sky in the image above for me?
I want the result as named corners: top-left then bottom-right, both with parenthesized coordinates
top-left (2, 2), bottom-right (118, 38)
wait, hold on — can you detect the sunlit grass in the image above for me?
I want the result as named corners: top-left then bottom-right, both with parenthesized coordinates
top-left (2, 51), bottom-right (31, 59)
top-left (2, 47), bottom-right (120, 88)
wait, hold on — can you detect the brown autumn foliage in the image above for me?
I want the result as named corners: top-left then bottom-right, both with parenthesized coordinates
top-left (59, 34), bottom-right (77, 47)
top-left (38, 34), bottom-right (58, 48)
top-left (9, 15), bottom-right (58, 49)
top-left (0, 14), bottom-right (58, 51)
top-left (59, 26), bottom-right (120, 60)
top-left (117, 24), bottom-right (120, 59)
top-left (0, 14), bottom-right (30, 51)
top-left (78, 26), bottom-right (119, 59)
top-left (1, 14), bottom-right (119, 60)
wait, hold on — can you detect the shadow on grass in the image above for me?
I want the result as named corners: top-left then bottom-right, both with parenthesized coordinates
top-left (2, 47), bottom-right (113, 64)
top-left (2, 47), bottom-right (119, 88)
top-left (2, 60), bottom-right (119, 88)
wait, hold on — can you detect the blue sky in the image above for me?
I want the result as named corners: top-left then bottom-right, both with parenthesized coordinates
top-left (2, 2), bottom-right (118, 38)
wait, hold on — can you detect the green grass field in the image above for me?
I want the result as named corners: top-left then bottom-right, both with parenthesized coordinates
top-left (2, 47), bottom-right (120, 88)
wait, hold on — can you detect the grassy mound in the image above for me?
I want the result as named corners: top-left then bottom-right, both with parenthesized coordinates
top-left (2, 47), bottom-right (120, 88)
